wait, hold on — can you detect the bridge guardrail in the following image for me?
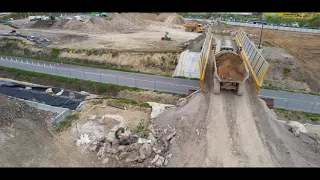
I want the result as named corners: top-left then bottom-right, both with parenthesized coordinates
top-left (198, 26), bottom-right (213, 89)
top-left (235, 28), bottom-right (270, 94)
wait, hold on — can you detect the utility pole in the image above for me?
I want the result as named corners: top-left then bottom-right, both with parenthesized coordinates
top-left (258, 24), bottom-right (264, 49)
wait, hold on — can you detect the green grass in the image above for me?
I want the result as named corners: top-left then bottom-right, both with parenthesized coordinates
top-left (283, 68), bottom-right (291, 76)
top-left (261, 85), bottom-right (320, 96)
top-left (54, 113), bottom-right (80, 132)
top-left (274, 108), bottom-right (320, 122)
top-left (103, 96), bottom-right (152, 108)
top-left (0, 52), bottom-right (198, 81)
top-left (129, 119), bottom-right (151, 137)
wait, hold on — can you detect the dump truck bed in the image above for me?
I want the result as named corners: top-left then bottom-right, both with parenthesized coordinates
top-left (213, 51), bottom-right (249, 83)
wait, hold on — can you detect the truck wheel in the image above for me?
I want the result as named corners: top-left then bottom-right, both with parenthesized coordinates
top-left (237, 82), bottom-right (245, 96)
top-left (213, 77), bottom-right (220, 94)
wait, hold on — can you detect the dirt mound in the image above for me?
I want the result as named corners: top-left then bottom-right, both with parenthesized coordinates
top-left (52, 14), bottom-right (147, 33)
top-left (153, 92), bottom-right (209, 167)
top-left (0, 96), bottom-right (54, 128)
top-left (51, 19), bottom-right (70, 29)
top-left (155, 13), bottom-right (185, 26)
top-left (137, 13), bottom-right (158, 21)
top-left (0, 24), bottom-right (13, 30)
top-left (216, 52), bottom-right (246, 81)
top-left (31, 20), bottom-right (56, 29)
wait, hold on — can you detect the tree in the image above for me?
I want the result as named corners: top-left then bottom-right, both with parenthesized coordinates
top-left (265, 15), bottom-right (273, 23)
top-left (298, 19), bottom-right (308, 27)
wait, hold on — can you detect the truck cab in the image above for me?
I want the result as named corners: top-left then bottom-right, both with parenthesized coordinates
top-left (220, 45), bottom-right (233, 51)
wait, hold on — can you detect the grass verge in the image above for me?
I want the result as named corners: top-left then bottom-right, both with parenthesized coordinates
top-left (54, 113), bottom-right (80, 132)
top-left (274, 108), bottom-right (320, 122)
top-left (128, 119), bottom-right (151, 137)
top-left (0, 66), bottom-right (187, 98)
top-left (0, 53), bottom-right (200, 81)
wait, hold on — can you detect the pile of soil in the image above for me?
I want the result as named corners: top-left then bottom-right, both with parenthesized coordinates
top-left (216, 51), bottom-right (246, 81)
top-left (51, 13), bottom-right (185, 33)
top-left (137, 13), bottom-right (158, 21)
top-left (0, 95), bottom-right (53, 128)
top-left (52, 14), bottom-right (148, 33)
top-left (0, 24), bottom-right (14, 30)
top-left (155, 13), bottom-right (185, 25)
top-left (31, 20), bottom-right (56, 29)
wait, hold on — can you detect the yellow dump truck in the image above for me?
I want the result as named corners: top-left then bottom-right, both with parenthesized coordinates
top-left (183, 24), bottom-right (206, 33)
top-left (213, 50), bottom-right (249, 96)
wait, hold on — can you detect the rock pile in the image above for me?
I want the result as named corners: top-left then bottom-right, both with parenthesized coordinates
top-left (74, 115), bottom-right (176, 167)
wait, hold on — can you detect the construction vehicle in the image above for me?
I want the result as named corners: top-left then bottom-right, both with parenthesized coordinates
top-left (183, 23), bottom-right (206, 33)
top-left (213, 40), bottom-right (249, 96)
top-left (161, 32), bottom-right (171, 41)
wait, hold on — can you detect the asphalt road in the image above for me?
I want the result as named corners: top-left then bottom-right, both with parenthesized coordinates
top-left (0, 55), bottom-right (319, 113)
top-left (0, 55), bottom-right (199, 95)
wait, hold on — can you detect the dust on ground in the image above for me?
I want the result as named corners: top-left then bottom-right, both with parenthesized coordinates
top-left (0, 95), bottom-right (97, 167)
top-left (225, 26), bottom-right (320, 93)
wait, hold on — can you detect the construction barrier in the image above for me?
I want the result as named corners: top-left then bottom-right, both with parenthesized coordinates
top-left (234, 28), bottom-right (269, 94)
top-left (198, 26), bottom-right (213, 89)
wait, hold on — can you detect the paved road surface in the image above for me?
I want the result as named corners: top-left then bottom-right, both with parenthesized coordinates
top-left (0, 55), bottom-right (319, 113)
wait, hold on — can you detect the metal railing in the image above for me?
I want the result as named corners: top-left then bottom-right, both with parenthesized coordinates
top-left (235, 28), bottom-right (270, 94)
top-left (221, 21), bottom-right (320, 34)
top-left (198, 26), bottom-right (213, 89)
top-left (259, 95), bottom-right (320, 114)
top-left (0, 57), bottom-right (199, 95)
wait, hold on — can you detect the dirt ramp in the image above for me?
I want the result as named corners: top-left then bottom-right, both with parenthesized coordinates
top-left (246, 79), bottom-right (320, 167)
top-left (153, 92), bottom-right (209, 167)
top-left (216, 51), bottom-right (246, 81)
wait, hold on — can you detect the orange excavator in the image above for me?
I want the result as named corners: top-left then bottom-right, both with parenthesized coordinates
top-left (183, 23), bottom-right (206, 33)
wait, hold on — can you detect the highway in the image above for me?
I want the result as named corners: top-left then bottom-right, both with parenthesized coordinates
top-left (0, 55), bottom-right (319, 113)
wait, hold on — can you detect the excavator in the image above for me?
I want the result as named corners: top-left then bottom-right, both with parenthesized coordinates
top-left (183, 23), bottom-right (206, 33)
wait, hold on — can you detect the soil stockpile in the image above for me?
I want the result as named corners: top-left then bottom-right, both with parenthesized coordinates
top-left (31, 20), bottom-right (56, 29)
top-left (0, 95), bottom-right (54, 128)
top-left (51, 13), bottom-right (185, 33)
top-left (0, 24), bottom-right (14, 30)
top-left (216, 52), bottom-right (246, 81)
top-left (155, 13), bottom-right (185, 25)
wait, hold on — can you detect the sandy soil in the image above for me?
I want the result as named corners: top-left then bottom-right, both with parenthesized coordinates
top-left (17, 27), bottom-right (200, 51)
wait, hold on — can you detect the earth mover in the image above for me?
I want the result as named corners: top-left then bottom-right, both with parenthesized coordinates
top-left (183, 23), bottom-right (206, 33)
top-left (213, 40), bottom-right (249, 96)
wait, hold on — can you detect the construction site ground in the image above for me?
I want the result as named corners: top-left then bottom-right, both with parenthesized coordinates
top-left (0, 13), bottom-right (208, 76)
top-left (219, 24), bottom-right (320, 93)
top-left (153, 40), bottom-right (320, 167)
top-left (2, 15), bottom-right (320, 167)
